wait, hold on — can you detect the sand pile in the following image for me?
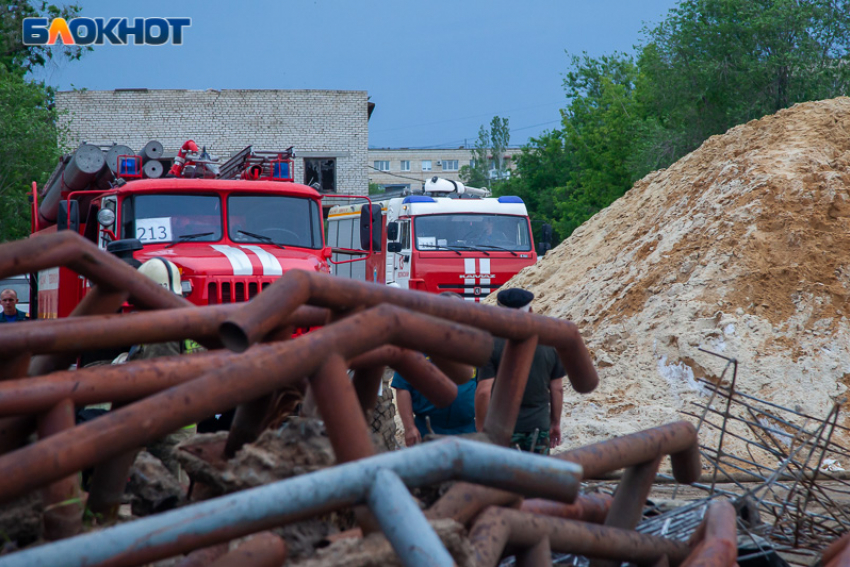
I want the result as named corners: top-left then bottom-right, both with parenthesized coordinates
top-left (506, 97), bottom-right (850, 462)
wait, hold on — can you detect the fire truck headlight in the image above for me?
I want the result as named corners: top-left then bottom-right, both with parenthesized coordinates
top-left (181, 280), bottom-right (193, 297)
top-left (97, 209), bottom-right (116, 228)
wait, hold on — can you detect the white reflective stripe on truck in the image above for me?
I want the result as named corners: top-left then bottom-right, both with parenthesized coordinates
top-left (211, 245), bottom-right (253, 275)
top-left (240, 245), bottom-right (283, 276)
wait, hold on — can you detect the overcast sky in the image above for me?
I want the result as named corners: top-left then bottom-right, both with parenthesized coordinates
top-left (39, 0), bottom-right (680, 149)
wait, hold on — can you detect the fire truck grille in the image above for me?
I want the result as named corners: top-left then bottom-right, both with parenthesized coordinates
top-left (207, 280), bottom-right (273, 304)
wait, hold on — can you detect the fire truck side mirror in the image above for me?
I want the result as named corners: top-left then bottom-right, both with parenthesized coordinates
top-left (359, 204), bottom-right (382, 252)
top-left (57, 200), bottom-right (80, 233)
top-left (387, 242), bottom-right (402, 253)
top-left (541, 223), bottom-right (553, 244)
top-left (386, 222), bottom-right (399, 241)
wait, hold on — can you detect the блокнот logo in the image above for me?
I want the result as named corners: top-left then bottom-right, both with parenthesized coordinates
top-left (23, 17), bottom-right (191, 46)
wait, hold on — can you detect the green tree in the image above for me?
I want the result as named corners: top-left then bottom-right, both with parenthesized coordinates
top-left (460, 116), bottom-right (511, 190)
top-left (0, 66), bottom-right (62, 241)
top-left (554, 52), bottom-right (647, 237)
top-left (0, 1), bottom-right (87, 241)
top-left (459, 124), bottom-right (490, 188)
top-left (489, 116), bottom-right (510, 184)
top-left (498, 129), bottom-right (570, 243)
top-left (1, 1), bottom-right (87, 75)
top-left (638, 0), bottom-right (850, 157)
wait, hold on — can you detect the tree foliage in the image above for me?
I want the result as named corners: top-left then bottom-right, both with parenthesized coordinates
top-left (639, 0), bottom-right (850, 154)
top-left (1, 1), bottom-right (87, 76)
top-left (503, 0), bottom-right (850, 246)
top-left (0, 66), bottom-right (62, 241)
top-left (0, 1), bottom-right (86, 242)
top-left (460, 116), bottom-right (511, 189)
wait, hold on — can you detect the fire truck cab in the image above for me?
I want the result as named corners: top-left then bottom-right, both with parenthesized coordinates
top-left (327, 177), bottom-right (542, 301)
top-left (31, 142), bottom-right (330, 318)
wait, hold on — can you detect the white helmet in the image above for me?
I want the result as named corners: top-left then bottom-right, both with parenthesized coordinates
top-left (138, 257), bottom-right (182, 295)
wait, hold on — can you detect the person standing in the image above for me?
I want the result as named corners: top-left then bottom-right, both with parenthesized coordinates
top-left (392, 292), bottom-right (477, 446)
top-left (475, 288), bottom-right (564, 454)
top-left (0, 289), bottom-right (29, 322)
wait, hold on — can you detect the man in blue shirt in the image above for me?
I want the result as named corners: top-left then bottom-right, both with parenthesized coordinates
top-left (0, 289), bottom-right (28, 323)
top-left (392, 361), bottom-right (477, 446)
top-left (391, 291), bottom-right (476, 446)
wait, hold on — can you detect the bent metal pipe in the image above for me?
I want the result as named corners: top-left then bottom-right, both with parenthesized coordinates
top-left (219, 268), bottom-right (599, 394)
top-left (0, 305), bottom-right (492, 504)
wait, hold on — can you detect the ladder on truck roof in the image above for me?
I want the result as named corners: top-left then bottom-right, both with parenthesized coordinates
top-left (217, 146), bottom-right (295, 182)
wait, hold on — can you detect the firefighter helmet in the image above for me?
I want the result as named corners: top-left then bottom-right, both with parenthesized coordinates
top-left (138, 257), bottom-right (182, 295)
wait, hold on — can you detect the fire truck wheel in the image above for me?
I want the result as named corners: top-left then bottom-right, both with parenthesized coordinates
top-left (368, 369), bottom-right (399, 452)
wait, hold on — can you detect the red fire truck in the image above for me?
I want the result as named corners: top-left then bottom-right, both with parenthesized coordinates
top-left (30, 141), bottom-right (330, 319)
top-left (326, 177), bottom-right (551, 301)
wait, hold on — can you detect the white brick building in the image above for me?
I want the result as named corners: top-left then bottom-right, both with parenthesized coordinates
top-left (56, 89), bottom-right (373, 196)
top-left (367, 147), bottom-right (521, 192)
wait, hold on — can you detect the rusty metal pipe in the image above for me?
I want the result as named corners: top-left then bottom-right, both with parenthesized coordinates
top-left (827, 543), bottom-right (850, 567)
top-left (592, 457), bottom-right (663, 567)
top-left (558, 421), bottom-right (701, 484)
top-left (520, 493), bottom-right (614, 524)
top-left (681, 501), bottom-right (737, 567)
top-left (0, 415), bottom-right (36, 454)
top-left (350, 346), bottom-right (458, 409)
top-left (484, 335), bottom-right (538, 446)
top-left (175, 544), bottom-right (229, 567)
top-left (312, 354), bottom-right (376, 463)
top-left (224, 395), bottom-right (274, 459)
top-left (0, 306), bottom-right (490, 503)
top-left (428, 355), bottom-right (475, 385)
top-left (207, 532), bottom-right (286, 567)
top-left (0, 349), bottom-right (231, 416)
top-left (604, 457), bottom-right (663, 530)
top-left (0, 304), bottom-right (329, 358)
top-left (0, 231), bottom-right (189, 311)
top-left (29, 286), bottom-right (131, 376)
top-left (0, 351), bottom-right (30, 381)
top-left (87, 400), bottom-right (141, 522)
top-left (0, 308), bottom-right (332, 417)
top-left (219, 269), bottom-right (312, 352)
top-left (425, 484), bottom-right (521, 524)
top-left (429, 422), bottom-right (700, 527)
top-left (470, 507), bottom-right (691, 567)
top-left (516, 536), bottom-right (552, 567)
top-left (220, 269), bottom-right (598, 393)
top-left (351, 366), bottom-right (386, 415)
top-left (38, 398), bottom-right (82, 541)
top-left (823, 533), bottom-right (850, 566)
top-left (4, 438), bottom-right (581, 567)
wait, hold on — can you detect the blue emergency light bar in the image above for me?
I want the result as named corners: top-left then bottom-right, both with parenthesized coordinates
top-left (402, 196), bottom-right (436, 204)
top-left (497, 196), bottom-right (524, 203)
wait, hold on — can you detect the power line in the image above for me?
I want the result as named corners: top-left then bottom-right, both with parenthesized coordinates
top-left (370, 101), bottom-right (565, 134)
top-left (365, 164), bottom-right (427, 183)
top-left (373, 119), bottom-right (562, 150)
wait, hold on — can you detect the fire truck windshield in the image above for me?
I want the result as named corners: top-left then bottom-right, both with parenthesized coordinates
top-left (414, 214), bottom-right (531, 252)
top-left (228, 195), bottom-right (323, 249)
top-left (123, 194), bottom-right (222, 244)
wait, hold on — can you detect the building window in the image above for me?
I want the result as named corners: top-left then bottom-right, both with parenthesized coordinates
top-left (304, 158), bottom-right (336, 192)
top-left (374, 160), bottom-right (390, 171)
top-left (469, 159), bottom-right (476, 168)
top-left (442, 160), bottom-right (459, 171)
top-left (400, 160), bottom-right (410, 171)
top-left (422, 160), bottom-right (432, 171)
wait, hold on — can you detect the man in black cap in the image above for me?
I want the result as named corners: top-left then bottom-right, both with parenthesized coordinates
top-left (475, 287), bottom-right (564, 454)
